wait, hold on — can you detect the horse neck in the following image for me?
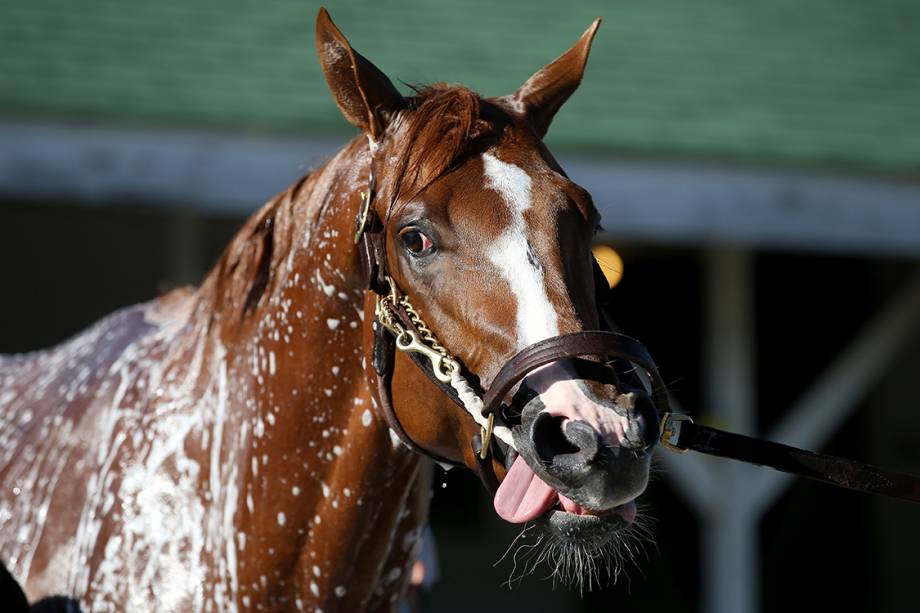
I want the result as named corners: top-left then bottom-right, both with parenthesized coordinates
top-left (187, 137), bottom-right (427, 606)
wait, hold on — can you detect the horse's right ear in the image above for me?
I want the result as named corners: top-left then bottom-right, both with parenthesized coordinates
top-left (316, 8), bottom-right (404, 142)
top-left (501, 19), bottom-right (601, 139)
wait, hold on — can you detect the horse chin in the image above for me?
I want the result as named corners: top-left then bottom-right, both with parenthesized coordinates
top-left (503, 501), bottom-right (647, 593)
top-left (540, 500), bottom-right (636, 544)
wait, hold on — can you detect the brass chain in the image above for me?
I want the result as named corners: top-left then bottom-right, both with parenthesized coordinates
top-left (398, 297), bottom-right (451, 358)
top-left (375, 276), bottom-right (458, 382)
top-left (375, 276), bottom-right (496, 458)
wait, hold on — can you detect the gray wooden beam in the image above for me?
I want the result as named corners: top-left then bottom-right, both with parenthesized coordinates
top-left (0, 120), bottom-right (339, 215)
top-left (2, 119), bottom-right (919, 257)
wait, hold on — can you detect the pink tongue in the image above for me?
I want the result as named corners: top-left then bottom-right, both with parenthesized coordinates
top-left (558, 494), bottom-right (588, 515)
top-left (493, 456), bottom-right (558, 523)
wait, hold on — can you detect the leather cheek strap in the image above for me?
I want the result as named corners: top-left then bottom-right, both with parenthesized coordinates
top-left (367, 320), bottom-right (463, 465)
top-left (358, 216), bottom-right (389, 295)
top-left (359, 208), bottom-right (476, 468)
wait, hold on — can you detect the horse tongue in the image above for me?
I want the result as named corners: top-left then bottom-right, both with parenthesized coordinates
top-left (493, 456), bottom-right (557, 523)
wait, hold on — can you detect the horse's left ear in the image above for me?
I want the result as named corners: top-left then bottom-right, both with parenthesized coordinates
top-left (316, 7), bottom-right (404, 141)
top-left (501, 18), bottom-right (601, 139)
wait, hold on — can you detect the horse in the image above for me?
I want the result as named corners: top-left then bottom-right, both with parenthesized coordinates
top-left (0, 8), bottom-right (662, 610)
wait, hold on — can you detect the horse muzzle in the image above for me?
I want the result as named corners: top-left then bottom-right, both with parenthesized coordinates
top-left (492, 359), bottom-right (660, 525)
top-left (516, 389), bottom-right (656, 504)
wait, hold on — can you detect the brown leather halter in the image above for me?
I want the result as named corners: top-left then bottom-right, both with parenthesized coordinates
top-left (354, 160), bottom-right (920, 504)
top-left (354, 160), bottom-right (670, 492)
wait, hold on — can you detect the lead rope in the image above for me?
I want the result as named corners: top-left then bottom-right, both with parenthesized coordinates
top-left (448, 368), bottom-right (515, 453)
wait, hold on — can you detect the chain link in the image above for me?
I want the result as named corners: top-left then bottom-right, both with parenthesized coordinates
top-left (376, 276), bottom-right (459, 380)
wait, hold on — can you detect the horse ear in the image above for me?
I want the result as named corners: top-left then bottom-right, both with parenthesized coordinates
top-left (502, 19), bottom-right (601, 138)
top-left (316, 7), bottom-right (404, 141)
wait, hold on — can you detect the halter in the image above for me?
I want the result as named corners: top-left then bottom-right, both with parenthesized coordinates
top-left (353, 153), bottom-right (920, 504)
top-left (353, 153), bottom-right (673, 491)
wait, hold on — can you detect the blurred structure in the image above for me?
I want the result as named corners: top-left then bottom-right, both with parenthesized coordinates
top-left (1, 1), bottom-right (919, 612)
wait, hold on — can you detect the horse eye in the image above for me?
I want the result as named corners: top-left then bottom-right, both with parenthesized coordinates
top-left (400, 228), bottom-right (434, 255)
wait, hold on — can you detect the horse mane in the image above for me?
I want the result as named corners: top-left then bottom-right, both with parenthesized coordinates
top-left (193, 173), bottom-right (317, 332)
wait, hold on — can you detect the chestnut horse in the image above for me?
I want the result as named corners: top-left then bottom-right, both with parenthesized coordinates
top-left (0, 8), bottom-right (660, 610)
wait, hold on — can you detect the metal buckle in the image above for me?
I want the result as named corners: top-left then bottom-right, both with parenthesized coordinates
top-left (385, 275), bottom-right (399, 304)
top-left (660, 412), bottom-right (692, 453)
top-left (354, 164), bottom-right (377, 244)
top-left (480, 412), bottom-right (495, 460)
top-left (353, 188), bottom-right (372, 244)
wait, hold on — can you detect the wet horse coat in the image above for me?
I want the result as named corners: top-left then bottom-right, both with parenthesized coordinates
top-left (0, 135), bottom-right (429, 609)
top-left (1, 8), bottom-right (658, 610)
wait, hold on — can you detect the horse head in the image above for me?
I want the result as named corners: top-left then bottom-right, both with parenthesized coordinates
top-left (317, 8), bottom-right (660, 583)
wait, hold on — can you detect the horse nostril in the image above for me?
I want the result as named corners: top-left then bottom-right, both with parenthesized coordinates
top-left (532, 413), bottom-right (577, 462)
top-left (531, 413), bottom-right (600, 472)
top-left (563, 420), bottom-right (599, 461)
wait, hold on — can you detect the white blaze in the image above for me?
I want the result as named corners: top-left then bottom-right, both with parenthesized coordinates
top-left (482, 154), bottom-right (631, 446)
top-left (482, 153), bottom-right (558, 349)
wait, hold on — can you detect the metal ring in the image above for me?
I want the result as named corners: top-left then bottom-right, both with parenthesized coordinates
top-left (479, 412), bottom-right (495, 460)
top-left (660, 412), bottom-right (692, 454)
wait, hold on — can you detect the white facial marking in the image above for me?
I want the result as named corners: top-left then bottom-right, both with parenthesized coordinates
top-left (483, 155), bottom-right (628, 445)
top-left (527, 363), bottom-right (631, 448)
top-left (482, 153), bottom-right (558, 349)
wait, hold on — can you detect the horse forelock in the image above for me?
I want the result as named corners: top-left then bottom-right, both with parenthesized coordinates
top-left (384, 84), bottom-right (508, 219)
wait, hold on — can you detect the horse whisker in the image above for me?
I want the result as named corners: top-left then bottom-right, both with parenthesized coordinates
top-left (496, 507), bottom-right (657, 593)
